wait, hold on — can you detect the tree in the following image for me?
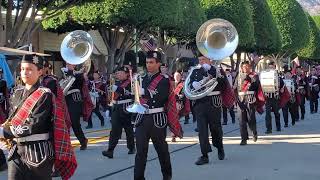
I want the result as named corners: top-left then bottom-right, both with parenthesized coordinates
top-left (298, 14), bottom-right (320, 60)
top-left (43, 0), bottom-right (157, 73)
top-left (248, 0), bottom-right (281, 55)
top-left (267, 0), bottom-right (310, 54)
top-left (0, 0), bottom-right (82, 48)
top-left (200, 0), bottom-right (255, 52)
top-left (312, 15), bottom-right (320, 29)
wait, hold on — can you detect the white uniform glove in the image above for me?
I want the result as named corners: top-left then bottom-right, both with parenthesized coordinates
top-left (202, 63), bottom-right (211, 71)
top-left (192, 81), bottom-right (202, 91)
top-left (61, 67), bottom-right (68, 72)
top-left (0, 127), bottom-right (4, 138)
top-left (111, 85), bottom-right (118, 92)
top-left (139, 87), bottom-right (145, 95)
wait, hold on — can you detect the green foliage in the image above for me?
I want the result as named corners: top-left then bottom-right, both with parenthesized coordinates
top-left (312, 15), bottom-right (320, 29)
top-left (168, 0), bottom-right (207, 40)
top-left (298, 15), bottom-right (320, 60)
top-left (248, 0), bottom-right (281, 55)
top-left (267, 0), bottom-right (310, 53)
top-left (200, 0), bottom-right (255, 51)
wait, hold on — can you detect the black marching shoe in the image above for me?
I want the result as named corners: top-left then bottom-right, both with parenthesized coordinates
top-left (301, 114), bottom-right (305, 120)
top-left (265, 130), bottom-right (272, 134)
top-left (253, 134), bottom-right (258, 142)
top-left (276, 128), bottom-right (281, 132)
top-left (218, 148), bottom-right (225, 160)
top-left (292, 122), bottom-right (295, 126)
top-left (80, 139), bottom-right (88, 150)
top-left (128, 148), bottom-right (136, 155)
top-left (284, 124), bottom-right (288, 128)
top-left (240, 140), bottom-right (247, 146)
top-left (0, 163), bottom-right (8, 172)
top-left (102, 150), bottom-right (114, 158)
top-left (85, 125), bottom-right (93, 129)
top-left (195, 156), bottom-right (209, 165)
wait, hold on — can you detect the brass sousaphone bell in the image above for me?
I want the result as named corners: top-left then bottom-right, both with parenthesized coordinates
top-left (59, 30), bottom-right (94, 95)
top-left (184, 18), bottom-right (239, 100)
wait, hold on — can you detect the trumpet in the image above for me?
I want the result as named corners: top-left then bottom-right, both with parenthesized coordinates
top-left (0, 120), bottom-right (12, 149)
top-left (107, 74), bottom-right (116, 106)
top-left (126, 73), bottom-right (147, 114)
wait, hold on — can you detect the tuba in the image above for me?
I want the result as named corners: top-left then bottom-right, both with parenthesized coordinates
top-left (59, 30), bottom-right (93, 95)
top-left (184, 18), bottom-right (238, 100)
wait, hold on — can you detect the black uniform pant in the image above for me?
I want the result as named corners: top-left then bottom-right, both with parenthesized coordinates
top-left (282, 101), bottom-right (297, 126)
top-left (239, 104), bottom-right (257, 140)
top-left (194, 101), bottom-right (223, 156)
top-left (88, 102), bottom-right (105, 127)
top-left (310, 98), bottom-right (318, 113)
top-left (265, 98), bottom-right (281, 131)
top-left (66, 98), bottom-right (87, 145)
top-left (134, 114), bottom-right (172, 180)
top-left (108, 105), bottom-right (135, 151)
top-left (8, 145), bottom-right (54, 180)
top-left (297, 95), bottom-right (306, 119)
top-left (0, 149), bottom-right (6, 166)
top-left (223, 106), bottom-right (235, 123)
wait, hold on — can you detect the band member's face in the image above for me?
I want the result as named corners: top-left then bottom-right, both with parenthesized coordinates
top-left (115, 71), bottom-right (128, 81)
top-left (20, 63), bottom-right (42, 85)
top-left (268, 64), bottom-right (275, 69)
top-left (311, 68), bottom-right (316, 75)
top-left (146, 58), bottom-right (160, 73)
top-left (284, 72), bottom-right (291, 79)
top-left (198, 56), bottom-right (210, 65)
top-left (241, 64), bottom-right (251, 73)
top-left (66, 64), bottom-right (76, 70)
top-left (296, 68), bottom-right (302, 75)
top-left (174, 72), bottom-right (181, 82)
top-left (93, 73), bottom-right (100, 80)
top-left (160, 66), bottom-right (168, 74)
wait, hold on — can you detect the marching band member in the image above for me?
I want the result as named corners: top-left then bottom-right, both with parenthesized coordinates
top-left (222, 69), bottom-right (236, 125)
top-left (86, 72), bottom-right (106, 129)
top-left (0, 68), bottom-right (8, 171)
top-left (189, 54), bottom-right (234, 165)
top-left (237, 61), bottom-right (265, 145)
top-left (308, 66), bottom-right (320, 114)
top-left (0, 68), bottom-right (9, 124)
top-left (102, 66), bottom-right (135, 158)
top-left (0, 54), bottom-right (76, 180)
top-left (62, 63), bottom-right (88, 150)
top-left (134, 51), bottom-right (182, 180)
top-left (295, 66), bottom-right (309, 120)
top-left (264, 62), bottom-right (286, 134)
top-left (174, 71), bottom-right (190, 124)
top-left (282, 68), bottom-right (298, 127)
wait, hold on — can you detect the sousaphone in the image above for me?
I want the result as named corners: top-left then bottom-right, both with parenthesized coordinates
top-left (184, 18), bottom-right (239, 100)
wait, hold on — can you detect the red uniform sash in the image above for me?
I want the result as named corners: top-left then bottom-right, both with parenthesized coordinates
top-left (141, 75), bottom-right (183, 138)
top-left (174, 82), bottom-right (190, 116)
top-left (82, 81), bottom-right (94, 122)
top-left (11, 88), bottom-right (77, 180)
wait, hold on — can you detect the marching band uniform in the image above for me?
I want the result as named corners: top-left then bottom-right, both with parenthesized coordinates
top-left (102, 67), bottom-right (135, 158)
top-left (238, 62), bottom-right (265, 145)
top-left (222, 69), bottom-right (235, 125)
top-left (0, 54), bottom-right (76, 180)
top-left (282, 69), bottom-right (298, 127)
top-left (174, 73), bottom-right (191, 124)
top-left (189, 56), bottom-right (234, 165)
top-left (0, 68), bottom-right (9, 171)
top-left (264, 62), bottom-right (285, 134)
top-left (87, 75), bottom-right (106, 129)
top-left (63, 66), bottom-right (88, 150)
top-left (308, 68), bottom-right (320, 113)
top-left (134, 51), bottom-right (182, 180)
top-left (296, 68), bottom-right (309, 120)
